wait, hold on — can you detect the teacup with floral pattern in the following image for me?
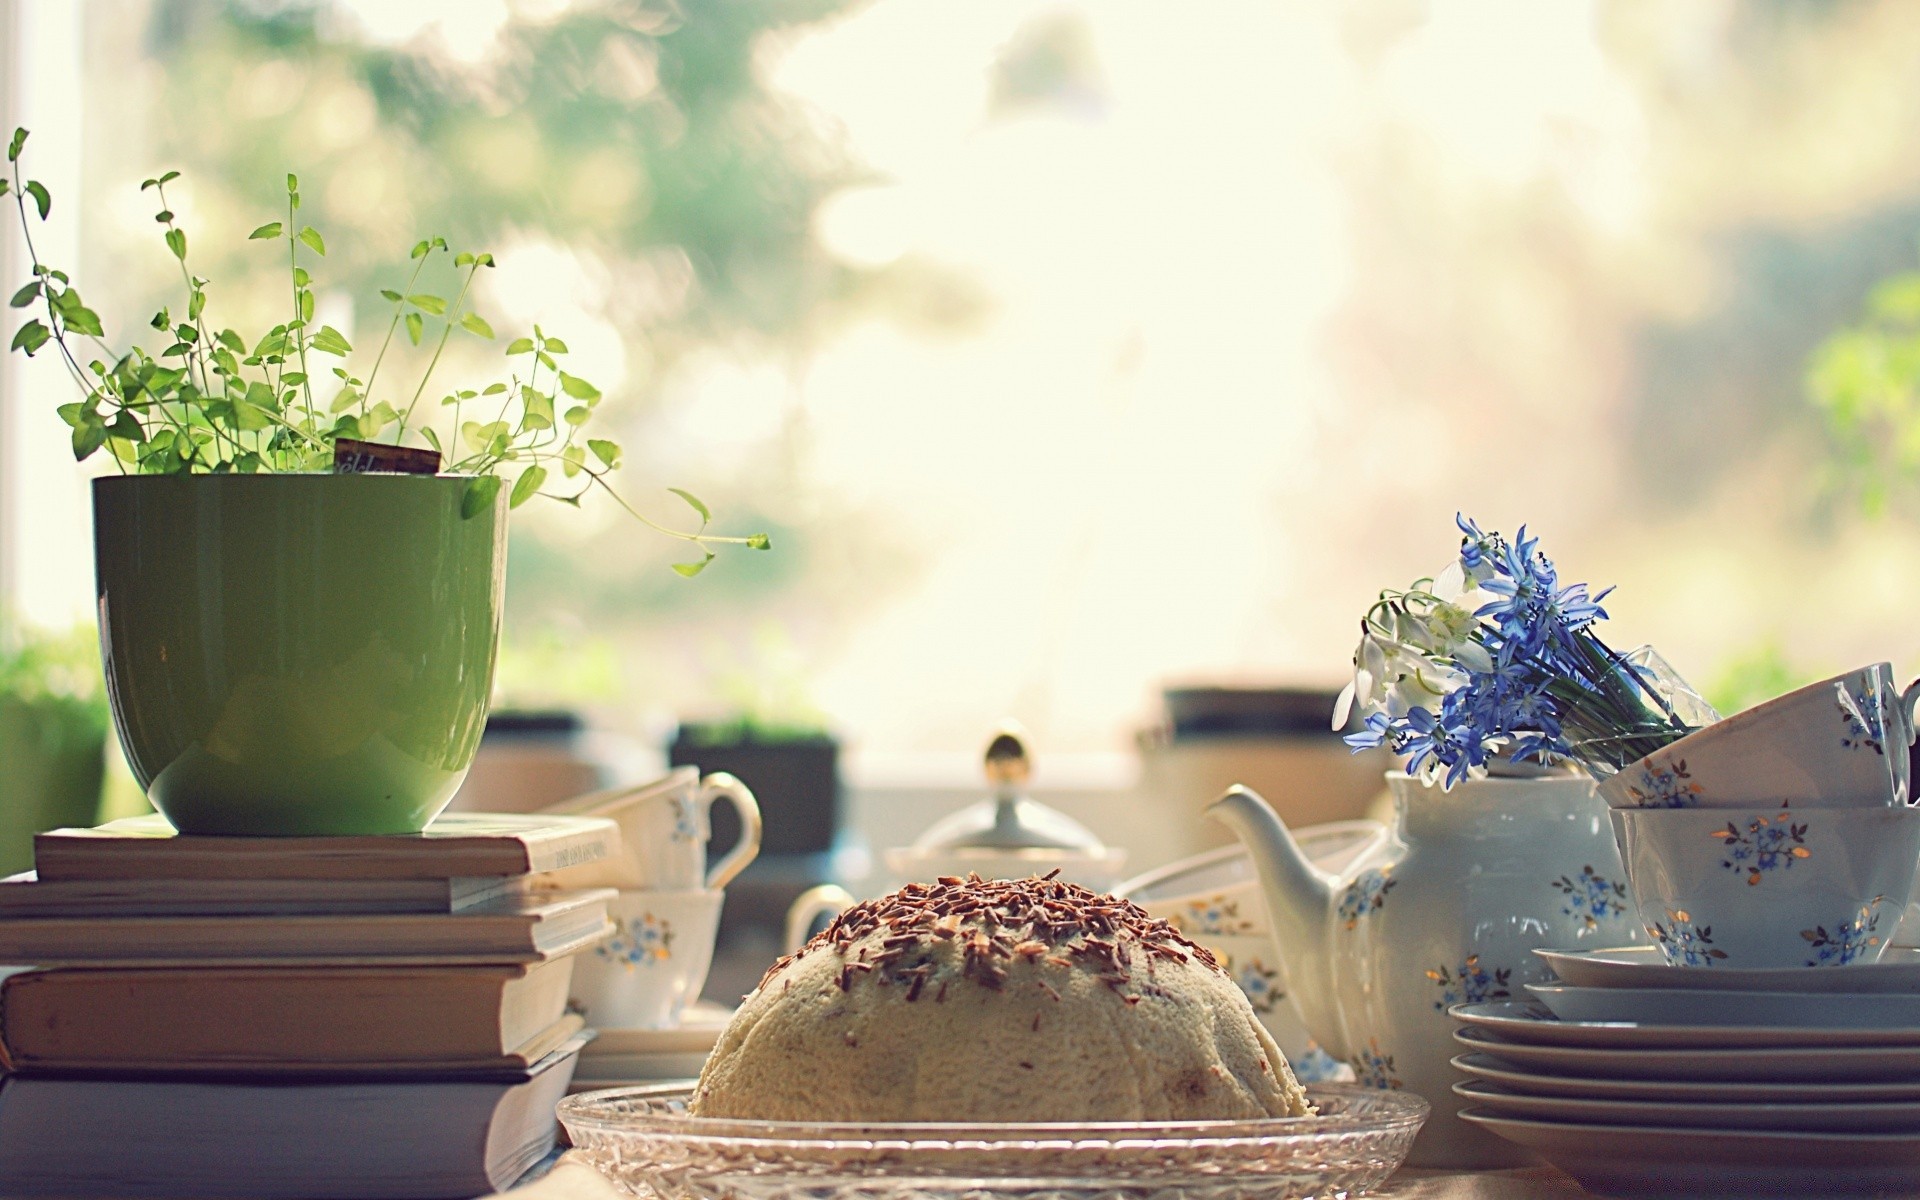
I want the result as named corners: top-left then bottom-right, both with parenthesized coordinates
top-left (1598, 664), bottom-right (1920, 810)
top-left (1612, 804), bottom-right (1920, 968)
top-left (569, 888), bottom-right (724, 1029)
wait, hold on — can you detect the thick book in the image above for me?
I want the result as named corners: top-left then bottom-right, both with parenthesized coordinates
top-left (33, 812), bottom-right (617, 882)
top-left (0, 1042), bottom-right (583, 1198)
top-left (0, 870), bottom-right (523, 916)
top-left (0, 955), bottom-right (579, 1072)
top-left (0, 889), bottom-right (613, 966)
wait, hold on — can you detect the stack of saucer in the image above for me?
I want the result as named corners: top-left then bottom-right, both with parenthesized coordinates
top-left (569, 1000), bottom-right (733, 1092)
top-left (1450, 946), bottom-right (1920, 1196)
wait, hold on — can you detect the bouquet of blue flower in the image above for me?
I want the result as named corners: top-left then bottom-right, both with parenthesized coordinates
top-left (1335, 516), bottom-right (1717, 787)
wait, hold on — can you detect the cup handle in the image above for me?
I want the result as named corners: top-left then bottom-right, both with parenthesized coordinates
top-left (701, 772), bottom-right (763, 890)
top-left (1900, 678), bottom-right (1920, 747)
top-left (784, 884), bottom-right (856, 954)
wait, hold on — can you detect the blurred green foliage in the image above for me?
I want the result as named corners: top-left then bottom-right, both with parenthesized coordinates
top-left (144, 0), bottom-right (875, 355)
top-left (1807, 255), bottom-right (1920, 514)
top-left (1702, 638), bottom-right (1812, 718)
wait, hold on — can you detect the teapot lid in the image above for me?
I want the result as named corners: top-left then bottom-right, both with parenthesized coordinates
top-left (901, 723), bottom-right (1110, 856)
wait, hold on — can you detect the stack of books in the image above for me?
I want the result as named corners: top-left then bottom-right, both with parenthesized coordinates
top-left (0, 812), bottom-right (618, 1199)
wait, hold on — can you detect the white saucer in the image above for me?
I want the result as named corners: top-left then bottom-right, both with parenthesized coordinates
top-left (1455, 1079), bottom-right (1920, 1133)
top-left (1454, 1000), bottom-right (1920, 1049)
top-left (1522, 985), bottom-right (1920, 1032)
top-left (582, 1000), bottom-right (731, 1058)
top-left (1455, 1025), bottom-right (1920, 1082)
top-left (1458, 1109), bottom-right (1920, 1197)
top-left (1535, 945), bottom-right (1920, 993)
top-left (1453, 1051), bottom-right (1920, 1104)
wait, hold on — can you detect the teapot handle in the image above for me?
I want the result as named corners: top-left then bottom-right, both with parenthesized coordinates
top-left (701, 772), bottom-right (763, 889)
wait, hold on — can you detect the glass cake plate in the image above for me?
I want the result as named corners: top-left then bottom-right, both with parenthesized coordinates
top-left (557, 1083), bottom-right (1427, 1200)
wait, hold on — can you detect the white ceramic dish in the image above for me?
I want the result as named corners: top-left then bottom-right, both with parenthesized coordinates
top-left (583, 1001), bottom-right (732, 1058)
top-left (1523, 984), bottom-right (1920, 1030)
top-left (1452, 1000), bottom-right (1920, 1049)
top-left (1458, 1109), bottom-right (1920, 1198)
top-left (1452, 1052), bottom-right (1920, 1104)
top-left (1454, 1025), bottom-right (1920, 1082)
top-left (1454, 1079), bottom-right (1920, 1133)
top-left (1536, 945), bottom-right (1920, 992)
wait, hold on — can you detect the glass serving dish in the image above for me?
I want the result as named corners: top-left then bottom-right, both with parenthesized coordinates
top-left (558, 1083), bottom-right (1427, 1200)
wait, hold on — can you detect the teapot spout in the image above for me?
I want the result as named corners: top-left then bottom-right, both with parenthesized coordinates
top-left (1205, 785), bottom-right (1347, 1059)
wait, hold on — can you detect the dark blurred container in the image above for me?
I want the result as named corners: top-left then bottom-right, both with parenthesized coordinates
top-left (1163, 686), bottom-right (1350, 738)
top-left (669, 724), bottom-right (840, 860)
top-left (1137, 684), bottom-right (1391, 863)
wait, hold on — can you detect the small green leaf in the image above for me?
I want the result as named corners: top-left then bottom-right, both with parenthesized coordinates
top-left (747, 533), bottom-right (772, 550)
top-left (25, 180), bottom-right (50, 220)
top-left (510, 465), bottom-right (547, 508)
top-left (164, 228), bottom-right (186, 261)
top-left (10, 318), bottom-right (49, 355)
top-left (505, 337), bottom-right (535, 355)
top-left (6, 128), bottom-right (25, 162)
top-left (408, 293), bottom-right (446, 315)
top-left (297, 226), bottom-right (325, 256)
top-left (482, 382), bottom-right (507, 395)
top-left (362, 401), bottom-right (398, 437)
top-left (158, 170), bottom-right (179, 186)
top-left (72, 416), bottom-right (108, 460)
top-left (410, 240), bottom-right (431, 260)
top-left (671, 553), bottom-right (715, 578)
top-left (231, 400), bottom-right (273, 432)
top-left (404, 312), bottom-right (423, 345)
top-left (589, 438), bottom-right (620, 468)
top-left (216, 329), bottom-right (246, 354)
top-left (564, 405), bottom-right (590, 426)
top-left (420, 427), bottom-right (442, 453)
top-left (10, 282), bottom-right (39, 308)
top-left (287, 173), bottom-right (299, 193)
top-left (292, 267), bottom-right (310, 287)
top-left (558, 372), bottom-right (600, 400)
top-left (55, 402), bottom-right (82, 427)
top-left (154, 210), bottom-right (174, 223)
top-left (380, 289), bottom-right (403, 303)
top-left (459, 312), bottom-right (494, 338)
top-left (248, 222), bottom-right (283, 240)
top-left (543, 336), bottom-right (570, 353)
top-left (461, 474), bottom-right (503, 519)
top-left (310, 325), bottom-right (353, 356)
top-left (455, 252), bottom-right (474, 267)
top-left (562, 444), bottom-right (585, 478)
top-left (668, 487), bottom-right (710, 522)
top-left (299, 289), bottom-right (315, 323)
top-left (329, 387), bottom-right (361, 414)
top-left (523, 389), bottom-right (554, 429)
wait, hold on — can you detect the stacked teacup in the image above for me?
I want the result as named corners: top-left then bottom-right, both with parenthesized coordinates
top-left (541, 768), bottom-right (761, 1028)
top-left (1601, 663), bottom-right (1920, 969)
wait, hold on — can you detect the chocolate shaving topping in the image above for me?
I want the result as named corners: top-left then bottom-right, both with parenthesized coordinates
top-left (754, 873), bottom-right (1225, 1001)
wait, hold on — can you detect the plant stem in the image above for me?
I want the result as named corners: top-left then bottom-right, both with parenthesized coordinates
top-left (397, 261), bottom-right (479, 440)
top-left (362, 252), bottom-right (432, 413)
top-left (287, 192), bottom-right (315, 427)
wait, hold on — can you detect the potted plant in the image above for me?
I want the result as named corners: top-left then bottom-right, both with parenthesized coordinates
top-left (0, 620), bottom-right (108, 871)
top-left (3, 129), bottom-right (769, 836)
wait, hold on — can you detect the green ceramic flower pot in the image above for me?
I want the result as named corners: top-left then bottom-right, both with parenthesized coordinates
top-left (93, 474), bottom-right (506, 835)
